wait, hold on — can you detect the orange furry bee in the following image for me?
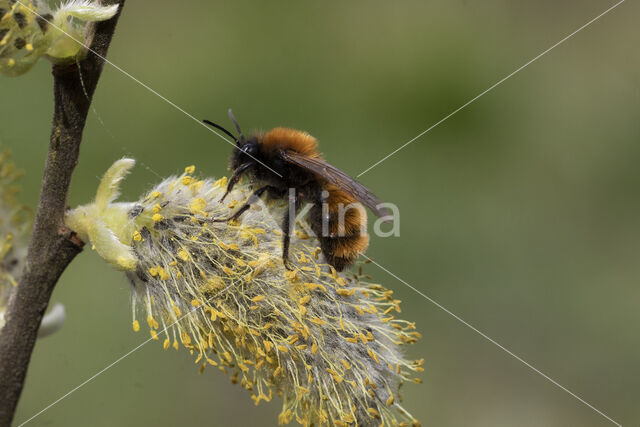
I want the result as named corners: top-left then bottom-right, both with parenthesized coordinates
top-left (203, 110), bottom-right (390, 271)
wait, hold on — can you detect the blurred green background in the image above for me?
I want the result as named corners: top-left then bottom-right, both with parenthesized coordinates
top-left (2, 0), bottom-right (639, 425)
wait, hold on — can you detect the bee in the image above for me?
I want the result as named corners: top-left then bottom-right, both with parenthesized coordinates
top-left (203, 110), bottom-right (390, 271)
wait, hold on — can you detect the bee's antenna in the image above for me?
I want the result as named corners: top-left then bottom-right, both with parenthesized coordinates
top-left (228, 109), bottom-right (245, 145)
top-left (202, 119), bottom-right (238, 144)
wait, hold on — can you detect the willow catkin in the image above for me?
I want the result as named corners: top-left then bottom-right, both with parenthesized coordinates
top-left (66, 158), bottom-right (423, 426)
top-left (0, 0), bottom-right (118, 76)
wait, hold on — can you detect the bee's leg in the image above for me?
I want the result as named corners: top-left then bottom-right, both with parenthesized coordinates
top-left (214, 185), bottom-right (280, 222)
top-left (220, 163), bottom-right (251, 202)
top-left (281, 189), bottom-right (298, 270)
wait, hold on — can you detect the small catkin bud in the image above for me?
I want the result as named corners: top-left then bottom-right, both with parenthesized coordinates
top-left (66, 158), bottom-right (423, 426)
top-left (0, 151), bottom-right (31, 331)
top-left (0, 0), bottom-right (119, 77)
top-left (0, 151), bottom-right (66, 337)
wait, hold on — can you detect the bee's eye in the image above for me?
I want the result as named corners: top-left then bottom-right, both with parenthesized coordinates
top-left (242, 144), bottom-right (258, 157)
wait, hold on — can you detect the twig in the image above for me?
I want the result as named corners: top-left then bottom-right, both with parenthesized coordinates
top-left (0, 1), bottom-right (126, 425)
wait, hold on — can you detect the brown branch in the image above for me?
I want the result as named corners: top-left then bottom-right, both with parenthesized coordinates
top-left (0, 2), bottom-right (126, 425)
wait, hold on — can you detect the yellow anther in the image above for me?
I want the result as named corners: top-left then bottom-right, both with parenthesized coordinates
top-left (213, 176), bottom-right (227, 188)
top-left (189, 198), bottom-right (206, 213)
top-left (386, 395), bottom-right (395, 406)
top-left (367, 348), bottom-right (379, 364)
top-left (326, 368), bottom-right (343, 383)
top-left (337, 288), bottom-right (355, 297)
top-left (276, 345), bottom-right (289, 353)
top-left (309, 317), bottom-right (325, 325)
top-left (367, 408), bottom-right (380, 418)
top-left (298, 295), bottom-right (311, 305)
top-left (156, 267), bottom-right (169, 280)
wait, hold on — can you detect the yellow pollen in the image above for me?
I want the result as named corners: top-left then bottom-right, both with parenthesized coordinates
top-left (367, 348), bottom-right (380, 364)
top-left (189, 198), bottom-right (207, 213)
top-left (213, 176), bottom-right (227, 188)
top-left (367, 408), bottom-right (380, 418)
top-left (172, 304), bottom-right (181, 317)
top-left (178, 249), bottom-right (189, 261)
top-left (304, 283), bottom-right (327, 292)
top-left (337, 288), bottom-right (355, 297)
top-left (298, 295), bottom-right (311, 305)
top-left (157, 267), bottom-right (169, 280)
top-left (326, 368), bottom-right (343, 383)
top-left (309, 317), bottom-right (325, 325)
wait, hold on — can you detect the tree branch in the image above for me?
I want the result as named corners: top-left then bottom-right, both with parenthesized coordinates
top-left (0, 2), bottom-right (126, 425)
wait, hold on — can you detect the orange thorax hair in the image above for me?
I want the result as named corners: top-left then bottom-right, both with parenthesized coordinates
top-left (261, 127), bottom-right (320, 157)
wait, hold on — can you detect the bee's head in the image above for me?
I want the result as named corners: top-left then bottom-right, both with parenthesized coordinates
top-left (203, 109), bottom-right (258, 170)
top-left (231, 137), bottom-right (260, 169)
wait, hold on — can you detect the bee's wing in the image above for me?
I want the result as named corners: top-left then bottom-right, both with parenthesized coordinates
top-left (282, 151), bottom-right (391, 218)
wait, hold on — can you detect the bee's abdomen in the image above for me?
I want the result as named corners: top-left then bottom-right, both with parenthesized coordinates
top-left (320, 233), bottom-right (370, 271)
top-left (311, 186), bottom-right (369, 271)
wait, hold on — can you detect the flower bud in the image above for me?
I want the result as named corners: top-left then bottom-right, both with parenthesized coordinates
top-left (0, 0), bottom-right (119, 77)
top-left (0, 151), bottom-right (30, 330)
top-left (0, 151), bottom-right (66, 337)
